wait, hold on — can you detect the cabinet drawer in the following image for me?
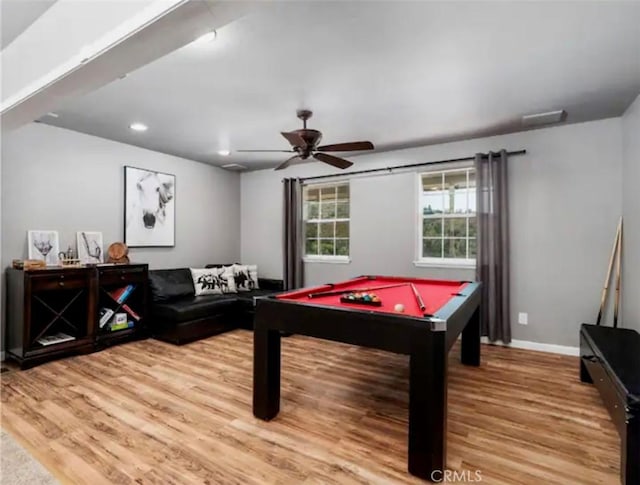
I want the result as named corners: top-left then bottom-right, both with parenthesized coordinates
top-left (99, 267), bottom-right (147, 285)
top-left (29, 272), bottom-right (88, 291)
top-left (582, 356), bottom-right (627, 433)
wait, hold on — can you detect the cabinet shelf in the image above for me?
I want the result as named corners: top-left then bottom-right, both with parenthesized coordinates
top-left (6, 264), bottom-right (148, 368)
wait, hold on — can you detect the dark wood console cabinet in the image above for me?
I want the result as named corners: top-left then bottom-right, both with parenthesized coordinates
top-left (6, 264), bottom-right (148, 369)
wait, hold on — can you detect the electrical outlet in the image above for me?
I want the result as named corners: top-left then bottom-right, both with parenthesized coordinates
top-left (518, 312), bottom-right (528, 325)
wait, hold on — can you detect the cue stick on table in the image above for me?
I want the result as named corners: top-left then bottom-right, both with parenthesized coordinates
top-left (613, 218), bottom-right (623, 328)
top-left (596, 217), bottom-right (622, 326)
top-left (409, 283), bottom-right (426, 312)
top-left (307, 282), bottom-right (409, 299)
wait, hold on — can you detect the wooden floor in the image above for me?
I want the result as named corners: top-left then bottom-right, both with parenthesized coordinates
top-left (1, 330), bottom-right (619, 484)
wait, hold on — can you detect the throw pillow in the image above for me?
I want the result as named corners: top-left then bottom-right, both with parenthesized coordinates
top-left (190, 267), bottom-right (236, 296)
top-left (232, 264), bottom-right (259, 292)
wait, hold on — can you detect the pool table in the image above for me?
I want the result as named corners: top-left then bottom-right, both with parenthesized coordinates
top-left (252, 275), bottom-right (482, 481)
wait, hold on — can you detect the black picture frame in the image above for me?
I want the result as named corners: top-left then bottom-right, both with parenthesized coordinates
top-left (124, 166), bottom-right (176, 248)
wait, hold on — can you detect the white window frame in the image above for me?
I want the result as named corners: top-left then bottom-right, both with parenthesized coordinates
top-left (414, 168), bottom-right (477, 269)
top-left (302, 181), bottom-right (351, 264)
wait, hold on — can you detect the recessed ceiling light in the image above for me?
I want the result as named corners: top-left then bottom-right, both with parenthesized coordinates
top-left (217, 149), bottom-right (231, 156)
top-left (129, 122), bottom-right (148, 132)
top-left (193, 30), bottom-right (217, 45)
top-left (46, 112), bottom-right (59, 118)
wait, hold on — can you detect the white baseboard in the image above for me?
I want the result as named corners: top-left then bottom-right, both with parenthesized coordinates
top-left (481, 337), bottom-right (579, 356)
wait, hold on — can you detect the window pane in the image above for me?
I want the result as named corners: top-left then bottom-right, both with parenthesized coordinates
top-left (443, 172), bottom-right (468, 214)
top-left (306, 188), bottom-right (319, 202)
top-left (305, 222), bottom-right (318, 238)
top-left (320, 187), bottom-right (337, 201)
top-left (320, 239), bottom-right (335, 255)
top-left (469, 238), bottom-right (477, 258)
top-left (467, 171), bottom-right (476, 213)
top-left (320, 202), bottom-right (336, 219)
top-left (468, 217), bottom-right (477, 238)
top-left (336, 239), bottom-right (349, 256)
top-left (421, 174), bottom-right (444, 215)
top-left (444, 217), bottom-right (467, 238)
top-left (444, 238), bottom-right (466, 259)
top-left (336, 201), bottom-right (349, 218)
top-left (423, 238), bottom-right (442, 258)
top-left (469, 188), bottom-right (477, 214)
top-left (337, 184), bottom-right (349, 200)
top-left (319, 222), bottom-right (334, 238)
top-left (335, 221), bottom-right (349, 238)
top-left (307, 202), bottom-right (319, 219)
top-left (305, 239), bottom-right (318, 255)
top-left (423, 218), bottom-right (442, 237)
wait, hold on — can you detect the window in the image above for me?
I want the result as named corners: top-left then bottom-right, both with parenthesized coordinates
top-left (418, 168), bottom-right (476, 266)
top-left (303, 183), bottom-right (350, 260)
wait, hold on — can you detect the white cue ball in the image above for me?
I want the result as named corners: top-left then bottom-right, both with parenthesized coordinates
top-left (394, 303), bottom-right (405, 312)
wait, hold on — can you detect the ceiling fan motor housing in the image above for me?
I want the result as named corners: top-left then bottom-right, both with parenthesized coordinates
top-left (292, 129), bottom-right (322, 158)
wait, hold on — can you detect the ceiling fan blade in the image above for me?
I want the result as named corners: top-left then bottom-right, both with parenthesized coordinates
top-left (281, 131), bottom-right (307, 148)
top-left (236, 150), bottom-right (295, 153)
top-left (274, 155), bottom-right (301, 171)
top-left (313, 152), bottom-right (353, 170)
top-left (316, 141), bottom-right (374, 152)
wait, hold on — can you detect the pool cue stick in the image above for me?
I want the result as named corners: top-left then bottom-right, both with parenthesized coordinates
top-left (409, 283), bottom-right (426, 312)
top-left (613, 219), bottom-right (623, 328)
top-left (596, 217), bottom-right (622, 325)
top-left (307, 282), bottom-right (409, 299)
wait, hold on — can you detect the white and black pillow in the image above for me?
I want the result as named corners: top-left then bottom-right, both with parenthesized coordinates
top-left (190, 267), bottom-right (236, 296)
top-left (232, 264), bottom-right (259, 292)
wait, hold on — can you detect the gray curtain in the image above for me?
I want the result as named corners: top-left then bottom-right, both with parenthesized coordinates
top-left (283, 178), bottom-right (304, 290)
top-left (475, 150), bottom-right (511, 343)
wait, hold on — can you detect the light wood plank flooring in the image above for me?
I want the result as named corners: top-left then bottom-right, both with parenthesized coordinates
top-left (1, 330), bottom-right (619, 484)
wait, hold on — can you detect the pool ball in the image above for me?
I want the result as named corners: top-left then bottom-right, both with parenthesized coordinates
top-left (394, 303), bottom-right (405, 312)
top-left (363, 295), bottom-right (371, 302)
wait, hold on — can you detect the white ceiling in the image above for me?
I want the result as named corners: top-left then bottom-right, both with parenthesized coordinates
top-left (1, 0), bottom-right (56, 50)
top-left (42, 1), bottom-right (640, 170)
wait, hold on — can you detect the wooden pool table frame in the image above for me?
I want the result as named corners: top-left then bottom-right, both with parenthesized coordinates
top-left (253, 277), bottom-right (482, 481)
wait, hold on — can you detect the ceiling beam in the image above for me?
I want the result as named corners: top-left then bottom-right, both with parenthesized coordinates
top-left (1, 0), bottom-right (263, 132)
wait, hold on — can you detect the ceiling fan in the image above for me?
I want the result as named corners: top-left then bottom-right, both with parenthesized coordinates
top-left (236, 109), bottom-right (375, 171)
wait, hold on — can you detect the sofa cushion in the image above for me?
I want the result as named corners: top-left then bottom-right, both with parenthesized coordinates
top-left (149, 269), bottom-right (195, 302)
top-left (190, 267), bottom-right (236, 296)
top-left (152, 295), bottom-right (237, 323)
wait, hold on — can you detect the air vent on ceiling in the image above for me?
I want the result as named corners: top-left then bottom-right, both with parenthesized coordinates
top-left (522, 110), bottom-right (566, 127)
top-left (221, 163), bottom-right (247, 171)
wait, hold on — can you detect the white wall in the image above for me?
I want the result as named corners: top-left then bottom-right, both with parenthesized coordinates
top-left (622, 95), bottom-right (640, 332)
top-left (2, 123), bottom-right (241, 270)
top-left (241, 118), bottom-right (623, 347)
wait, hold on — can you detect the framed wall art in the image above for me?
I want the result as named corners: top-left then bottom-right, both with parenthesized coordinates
top-left (124, 166), bottom-right (175, 247)
top-left (27, 230), bottom-right (60, 266)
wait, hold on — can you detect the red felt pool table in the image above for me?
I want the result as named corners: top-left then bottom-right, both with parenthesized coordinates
top-left (252, 275), bottom-right (482, 482)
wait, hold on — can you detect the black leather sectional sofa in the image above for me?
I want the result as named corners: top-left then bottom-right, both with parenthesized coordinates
top-left (149, 265), bottom-right (283, 344)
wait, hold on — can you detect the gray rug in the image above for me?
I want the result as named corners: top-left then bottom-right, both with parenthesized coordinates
top-left (0, 429), bottom-right (59, 485)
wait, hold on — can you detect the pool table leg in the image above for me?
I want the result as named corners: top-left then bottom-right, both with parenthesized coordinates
top-left (461, 307), bottom-right (481, 366)
top-left (408, 331), bottom-right (447, 481)
top-left (253, 327), bottom-right (281, 420)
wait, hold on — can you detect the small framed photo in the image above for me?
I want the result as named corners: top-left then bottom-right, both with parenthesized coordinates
top-left (124, 166), bottom-right (175, 247)
top-left (77, 231), bottom-right (104, 264)
top-left (28, 230), bottom-right (60, 266)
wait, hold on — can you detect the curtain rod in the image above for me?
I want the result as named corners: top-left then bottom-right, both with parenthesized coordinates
top-left (289, 149), bottom-right (526, 183)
